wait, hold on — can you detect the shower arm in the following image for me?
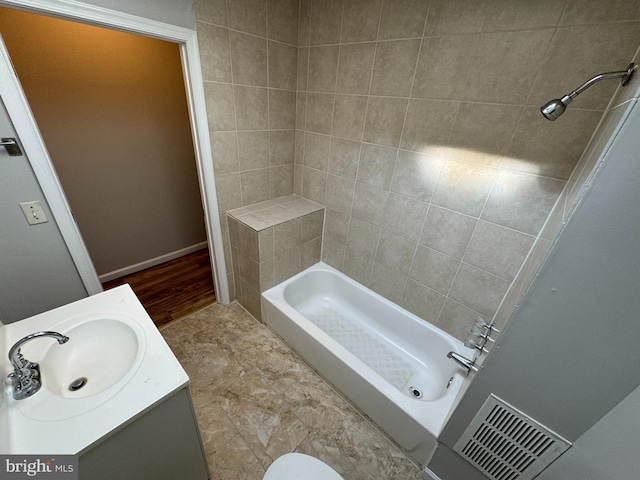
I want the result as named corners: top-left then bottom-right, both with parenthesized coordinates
top-left (559, 63), bottom-right (636, 106)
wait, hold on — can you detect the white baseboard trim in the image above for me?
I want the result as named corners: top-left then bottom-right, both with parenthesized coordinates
top-left (98, 242), bottom-right (208, 283)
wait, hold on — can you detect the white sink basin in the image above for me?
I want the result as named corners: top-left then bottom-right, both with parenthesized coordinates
top-left (39, 317), bottom-right (143, 399)
top-left (1, 285), bottom-right (189, 454)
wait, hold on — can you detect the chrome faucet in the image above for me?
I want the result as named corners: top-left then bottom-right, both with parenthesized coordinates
top-left (447, 351), bottom-right (478, 374)
top-left (8, 331), bottom-right (69, 400)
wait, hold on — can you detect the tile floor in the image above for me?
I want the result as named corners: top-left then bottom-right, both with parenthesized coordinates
top-left (160, 301), bottom-right (423, 480)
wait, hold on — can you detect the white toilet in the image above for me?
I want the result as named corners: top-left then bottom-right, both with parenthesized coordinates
top-left (264, 453), bottom-right (344, 480)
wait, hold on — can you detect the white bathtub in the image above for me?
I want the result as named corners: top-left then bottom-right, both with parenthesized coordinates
top-left (261, 262), bottom-right (473, 466)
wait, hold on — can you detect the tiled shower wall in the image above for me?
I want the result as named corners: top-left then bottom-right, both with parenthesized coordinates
top-left (194, 0), bottom-right (300, 295)
top-left (294, 0), bottom-right (640, 339)
top-left (196, 0), bottom-right (640, 338)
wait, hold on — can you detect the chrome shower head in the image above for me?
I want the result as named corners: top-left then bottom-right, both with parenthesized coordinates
top-left (541, 95), bottom-right (572, 121)
top-left (541, 63), bottom-right (636, 121)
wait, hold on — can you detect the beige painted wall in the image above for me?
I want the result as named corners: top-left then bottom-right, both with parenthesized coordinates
top-left (0, 7), bottom-right (206, 276)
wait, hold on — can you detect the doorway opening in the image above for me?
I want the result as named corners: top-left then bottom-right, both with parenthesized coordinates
top-left (0, 5), bottom-right (223, 323)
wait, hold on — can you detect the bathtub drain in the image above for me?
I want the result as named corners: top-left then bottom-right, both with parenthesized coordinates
top-left (409, 386), bottom-right (422, 399)
top-left (68, 377), bottom-right (88, 392)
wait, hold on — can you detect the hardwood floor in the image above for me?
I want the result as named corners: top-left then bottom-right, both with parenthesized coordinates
top-left (102, 248), bottom-right (216, 327)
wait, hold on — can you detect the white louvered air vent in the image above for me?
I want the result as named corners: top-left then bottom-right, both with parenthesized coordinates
top-left (453, 395), bottom-right (571, 480)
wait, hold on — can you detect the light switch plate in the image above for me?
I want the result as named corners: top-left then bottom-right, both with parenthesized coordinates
top-left (19, 201), bottom-right (49, 225)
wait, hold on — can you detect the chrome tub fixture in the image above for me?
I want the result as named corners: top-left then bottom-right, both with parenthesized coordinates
top-left (541, 63), bottom-right (636, 120)
top-left (448, 317), bottom-right (500, 374)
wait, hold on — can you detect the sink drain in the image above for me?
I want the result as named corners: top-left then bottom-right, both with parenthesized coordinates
top-left (409, 386), bottom-right (422, 399)
top-left (68, 377), bottom-right (88, 392)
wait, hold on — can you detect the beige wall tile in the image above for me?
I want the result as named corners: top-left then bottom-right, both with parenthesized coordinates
top-left (303, 132), bottom-right (331, 171)
top-left (560, 0), bottom-right (640, 25)
top-left (301, 237), bottom-right (322, 268)
top-left (436, 298), bottom-right (481, 341)
top-left (229, 31), bottom-right (268, 86)
top-left (228, 0), bottom-right (267, 37)
top-left (379, 0), bottom-right (429, 40)
top-left (205, 82), bottom-right (236, 131)
top-left (269, 89), bottom-right (297, 129)
top-left (328, 137), bottom-right (361, 180)
top-left (336, 43), bottom-right (376, 95)
top-left (343, 251), bottom-right (374, 286)
top-left (305, 92), bottom-right (335, 134)
top-left (381, 193), bottom-right (428, 242)
top-left (301, 210), bottom-right (325, 243)
top-left (198, 22), bottom-right (232, 83)
top-left (217, 173), bottom-right (243, 215)
top-left (259, 227), bottom-right (274, 261)
top-left (332, 95), bottom-right (368, 140)
top-left (409, 246), bottom-right (460, 295)
top-left (351, 182), bottom-right (388, 226)
top-left (482, 0), bottom-right (563, 32)
top-left (449, 263), bottom-right (510, 318)
top-left (324, 208), bottom-right (349, 243)
top-left (297, 47), bottom-right (309, 91)
top-left (390, 150), bottom-right (442, 202)
top-left (370, 39), bottom-right (421, 97)
top-left (267, 0), bottom-right (299, 45)
top-left (341, 0), bottom-right (382, 43)
top-left (419, 206), bottom-right (477, 260)
top-left (234, 85), bottom-right (268, 130)
top-left (296, 92), bottom-right (307, 129)
top-left (363, 96), bottom-right (408, 147)
top-left (274, 218), bottom-right (302, 255)
top-left (431, 160), bottom-right (498, 217)
top-left (237, 131), bottom-right (269, 170)
top-left (238, 252), bottom-right (260, 290)
top-left (308, 46), bottom-right (339, 92)
top-left (400, 279), bottom-right (446, 324)
top-left (527, 23), bottom-right (640, 111)
top-left (357, 143), bottom-right (397, 189)
top-left (325, 174), bottom-right (355, 214)
top-left (412, 35), bottom-right (477, 100)
top-left (274, 247), bottom-right (302, 283)
top-left (401, 99), bottom-right (458, 154)
top-left (504, 107), bottom-right (602, 180)
top-left (347, 217), bottom-right (381, 258)
top-left (464, 29), bottom-right (553, 104)
top-left (240, 169), bottom-right (271, 205)
top-left (481, 170), bottom-right (565, 236)
top-left (425, 0), bottom-right (487, 36)
top-left (309, 0), bottom-right (344, 45)
top-left (375, 230), bottom-right (416, 275)
top-left (463, 221), bottom-right (535, 281)
top-left (194, 0), bottom-right (228, 26)
top-left (271, 165), bottom-right (294, 197)
top-left (268, 41), bottom-right (297, 90)
top-left (298, 0), bottom-right (312, 46)
top-left (302, 166), bottom-right (327, 203)
top-left (448, 103), bottom-right (522, 166)
top-left (269, 130), bottom-right (295, 166)
top-left (322, 236), bottom-right (346, 268)
top-left (211, 131), bottom-right (240, 175)
top-left (260, 257), bottom-right (275, 291)
top-left (369, 262), bottom-right (406, 303)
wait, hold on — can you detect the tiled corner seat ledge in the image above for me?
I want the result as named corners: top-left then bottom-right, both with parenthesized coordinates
top-left (227, 195), bottom-right (325, 320)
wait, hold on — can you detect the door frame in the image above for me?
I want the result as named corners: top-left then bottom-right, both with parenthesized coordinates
top-left (0, 0), bottom-right (230, 304)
